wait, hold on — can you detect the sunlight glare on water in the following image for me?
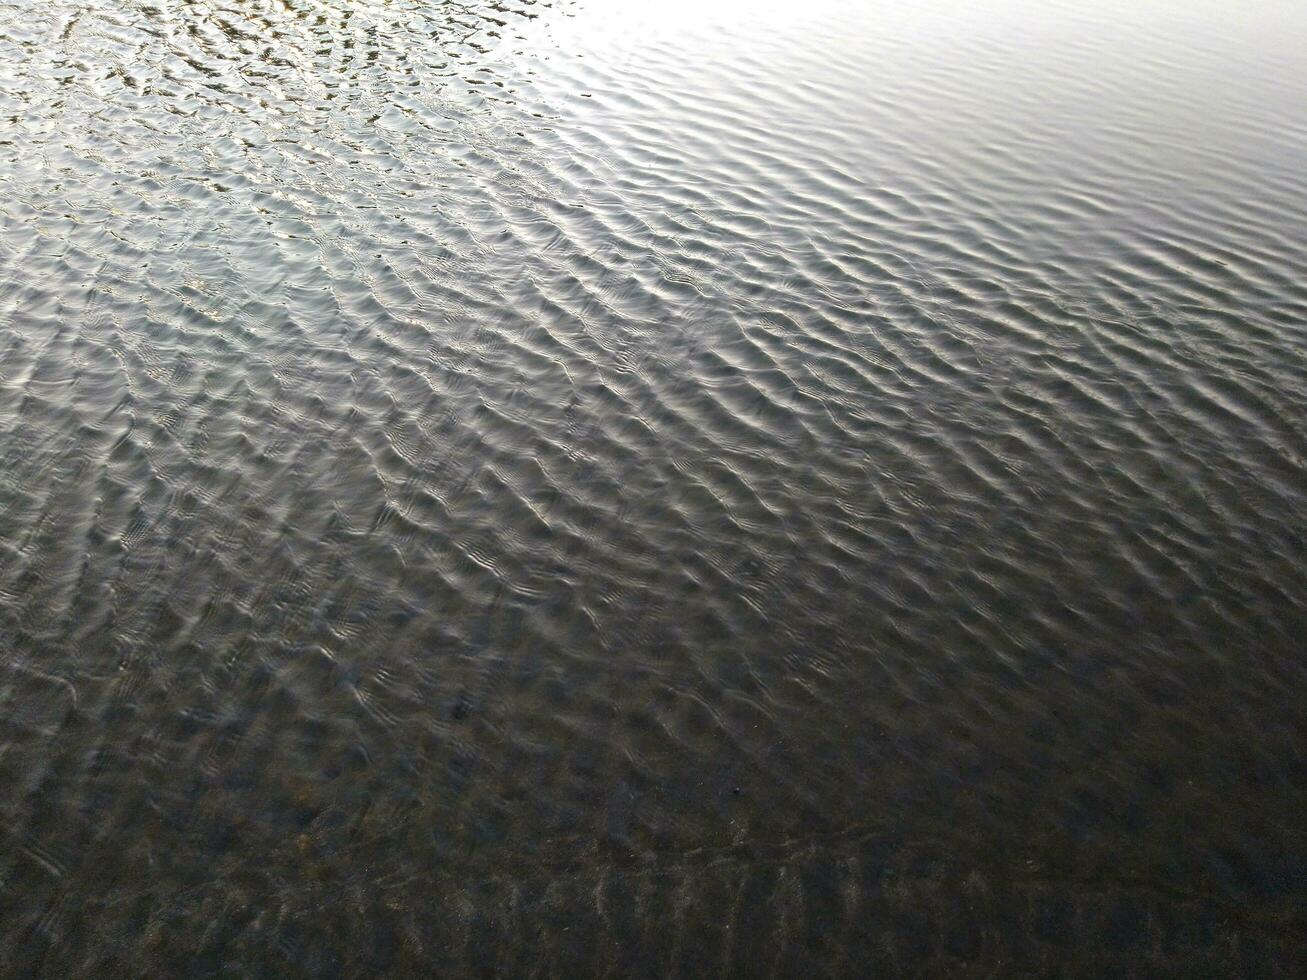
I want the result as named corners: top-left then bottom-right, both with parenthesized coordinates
top-left (0, 0), bottom-right (1305, 974)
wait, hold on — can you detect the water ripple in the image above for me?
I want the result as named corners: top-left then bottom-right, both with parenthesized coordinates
top-left (1, 0), bottom-right (1306, 974)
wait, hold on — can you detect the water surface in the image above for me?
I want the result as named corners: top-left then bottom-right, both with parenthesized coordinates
top-left (1, 0), bottom-right (1306, 974)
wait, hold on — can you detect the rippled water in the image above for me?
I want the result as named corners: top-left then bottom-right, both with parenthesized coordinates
top-left (1, 0), bottom-right (1306, 974)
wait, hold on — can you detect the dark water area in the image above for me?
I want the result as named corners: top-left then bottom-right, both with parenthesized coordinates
top-left (1, 0), bottom-right (1306, 974)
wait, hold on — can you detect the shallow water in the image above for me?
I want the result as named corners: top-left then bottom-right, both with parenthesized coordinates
top-left (1, 0), bottom-right (1306, 974)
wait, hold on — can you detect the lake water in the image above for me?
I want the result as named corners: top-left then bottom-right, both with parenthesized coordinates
top-left (1, 0), bottom-right (1305, 974)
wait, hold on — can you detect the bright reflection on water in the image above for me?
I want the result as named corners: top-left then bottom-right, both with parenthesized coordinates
top-left (0, 0), bottom-right (1305, 974)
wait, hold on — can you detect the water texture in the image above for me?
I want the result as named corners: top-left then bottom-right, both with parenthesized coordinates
top-left (1, 0), bottom-right (1306, 974)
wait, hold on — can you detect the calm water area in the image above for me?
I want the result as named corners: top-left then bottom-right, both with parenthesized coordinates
top-left (1, 0), bottom-right (1306, 974)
